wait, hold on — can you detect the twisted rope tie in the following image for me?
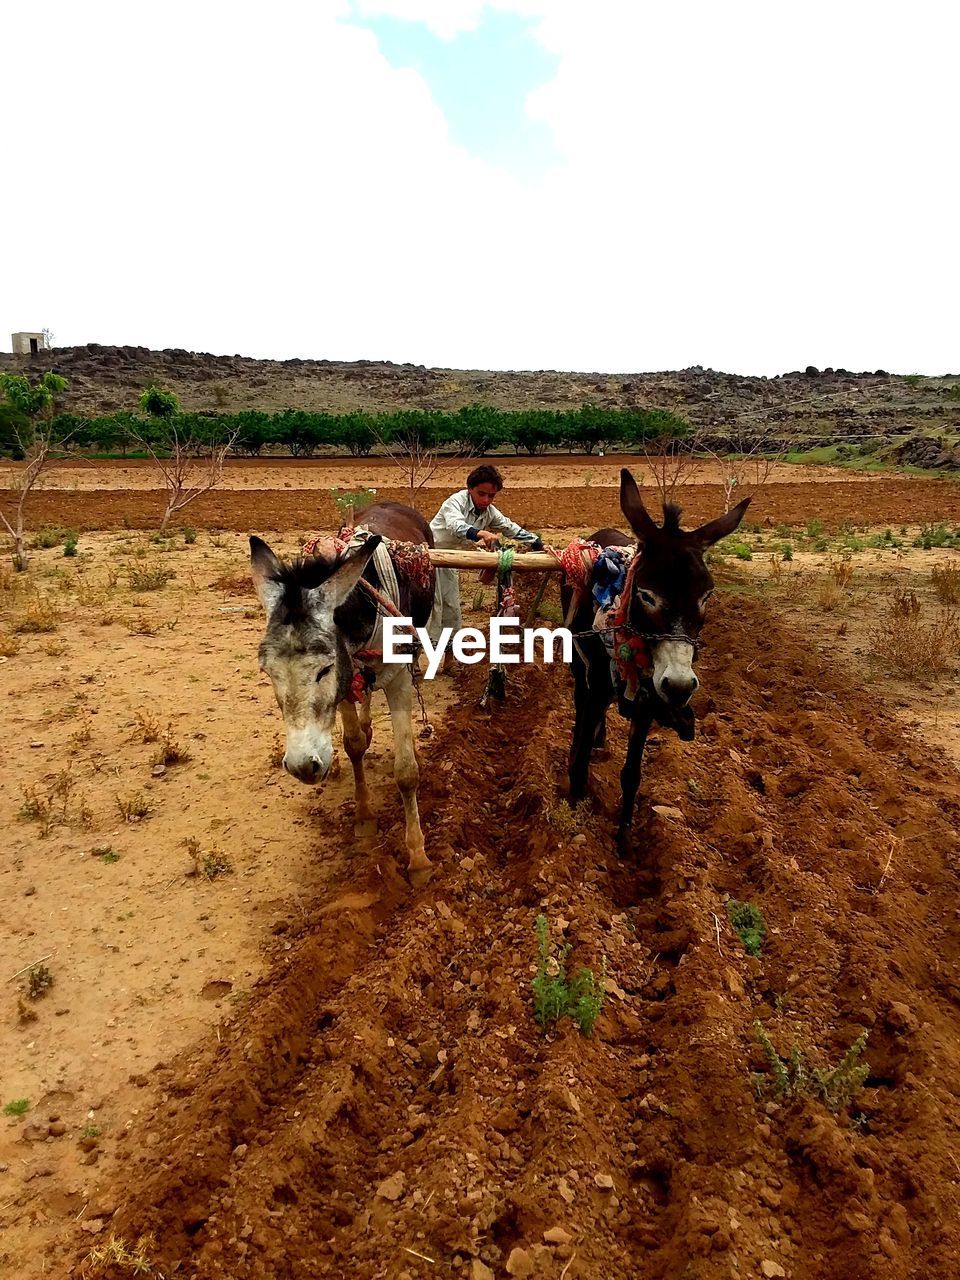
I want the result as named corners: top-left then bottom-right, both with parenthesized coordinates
top-left (497, 547), bottom-right (515, 579)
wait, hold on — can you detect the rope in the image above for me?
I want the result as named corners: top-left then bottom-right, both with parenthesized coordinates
top-left (497, 547), bottom-right (515, 578)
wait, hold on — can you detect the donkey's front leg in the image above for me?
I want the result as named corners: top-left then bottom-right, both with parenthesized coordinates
top-left (340, 699), bottom-right (375, 841)
top-left (617, 710), bottom-right (654, 856)
top-left (383, 672), bottom-right (432, 885)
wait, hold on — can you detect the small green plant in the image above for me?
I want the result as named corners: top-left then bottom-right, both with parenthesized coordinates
top-left (26, 962), bottom-right (54, 1000)
top-left (813, 537), bottom-right (829, 552)
top-left (915, 522), bottom-right (954, 550)
top-left (93, 845), bottom-right (120, 864)
top-left (805, 518), bottom-right (823, 539)
top-left (80, 1122), bottom-right (102, 1139)
top-left (902, 373), bottom-right (923, 388)
top-left (330, 487), bottom-right (376, 527)
top-left (182, 526), bottom-right (197, 545)
top-left (34, 526), bottom-right (65, 549)
top-left (4, 1098), bottom-right (30, 1117)
top-left (751, 1022), bottom-right (870, 1113)
top-left (780, 543), bottom-right (793, 561)
top-left (731, 542), bottom-right (753, 562)
top-left (63, 535), bottom-right (78, 557)
top-left (532, 914), bottom-right (605, 1037)
top-left (726, 900), bottom-right (766, 956)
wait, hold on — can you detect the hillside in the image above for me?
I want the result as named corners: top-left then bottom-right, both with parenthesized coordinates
top-left (2, 346), bottom-right (958, 453)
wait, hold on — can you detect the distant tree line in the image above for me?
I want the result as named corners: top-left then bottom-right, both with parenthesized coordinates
top-left (17, 403), bottom-right (690, 459)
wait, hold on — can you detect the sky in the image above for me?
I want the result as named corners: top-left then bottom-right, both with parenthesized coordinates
top-left (1, 0), bottom-right (957, 376)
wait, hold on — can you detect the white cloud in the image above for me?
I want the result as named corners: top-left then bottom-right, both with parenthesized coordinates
top-left (1, 0), bottom-right (957, 374)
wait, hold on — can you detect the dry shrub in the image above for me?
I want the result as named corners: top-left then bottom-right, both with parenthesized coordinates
top-left (152, 724), bottom-right (192, 767)
top-left (134, 711), bottom-right (162, 742)
top-left (869, 595), bottom-right (960, 680)
top-left (129, 566), bottom-right (175, 592)
top-left (931, 563), bottom-right (960, 606)
top-left (817, 580), bottom-right (845, 612)
top-left (828, 554), bottom-right (854, 588)
top-left (0, 630), bottom-right (20, 657)
top-left (14, 597), bottom-right (59, 633)
top-left (126, 615), bottom-right (160, 636)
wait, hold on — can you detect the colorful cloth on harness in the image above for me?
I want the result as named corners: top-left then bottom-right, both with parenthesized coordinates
top-left (558, 537), bottom-right (651, 706)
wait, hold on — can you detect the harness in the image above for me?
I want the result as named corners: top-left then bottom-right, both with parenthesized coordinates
top-left (301, 526), bottom-right (435, 706)
top-left (559, 538), bottom-right (700, 718)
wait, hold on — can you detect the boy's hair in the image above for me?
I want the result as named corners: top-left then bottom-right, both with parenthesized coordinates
top-left (467, 464), bottom-right (504, 492)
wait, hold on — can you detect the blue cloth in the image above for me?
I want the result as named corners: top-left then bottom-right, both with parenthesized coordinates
top-left (592, 547), bottom-right (628, 610)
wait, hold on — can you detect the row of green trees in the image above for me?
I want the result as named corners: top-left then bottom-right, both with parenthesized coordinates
top-left (26, 402), bottom-right (689, 459)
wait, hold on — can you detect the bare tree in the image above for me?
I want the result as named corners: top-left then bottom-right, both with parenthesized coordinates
top-left (700, 417), bottom-right (792, 512)
top-left (372, 423), bottom-right (470, 502)
top-left (641, 433), bottom-right (704, 508)
top-left (134, 420), bottom-right (240, 530)
top-left (0, 371), bottom-right (69, 571)
top-left (2, 428), bottom-right (54, 571)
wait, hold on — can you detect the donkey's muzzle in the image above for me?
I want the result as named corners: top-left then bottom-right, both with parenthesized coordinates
top-left (283, 755), bottom-right (328, 784)
top-left (658, 672), bottom-right (699, 708)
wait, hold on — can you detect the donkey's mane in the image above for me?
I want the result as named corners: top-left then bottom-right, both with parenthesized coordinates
top-left (268, 556), bottom-right (341, 592)
top-left (661, 503), bottom-right (683, 534)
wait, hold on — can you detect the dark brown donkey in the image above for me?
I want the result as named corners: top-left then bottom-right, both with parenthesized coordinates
top-left (563, 469), bottom-right (750, 852)
top-left (250, 501), bottom-right (437, 883)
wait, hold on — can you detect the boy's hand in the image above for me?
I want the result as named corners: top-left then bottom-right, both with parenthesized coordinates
top-left (477, 530), bottom-right (499, 548)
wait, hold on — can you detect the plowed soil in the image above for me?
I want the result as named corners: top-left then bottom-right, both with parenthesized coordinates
top-left (5, 476), bottom-right (960, 537)
top-left (59, 593), bottom-right (960, 1280)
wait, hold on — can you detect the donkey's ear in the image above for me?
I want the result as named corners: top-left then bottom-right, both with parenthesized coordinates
top-left (692, 496), bottom-right (752, 548)
top-left (250, 536), bottom-right (284, 614)
top-left (322, 535), bottom-right (383, 608)
top-left (620, 469), bottom-right (658, 542)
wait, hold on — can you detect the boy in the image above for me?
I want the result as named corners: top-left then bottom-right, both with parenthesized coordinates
top-left (429, 465), bottom-right (544, 664)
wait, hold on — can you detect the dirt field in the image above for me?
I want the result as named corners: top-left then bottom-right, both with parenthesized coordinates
top-left (4, 457), bottom-right (960, 538)
top-left (2, 469), bottom-right (960, 1280)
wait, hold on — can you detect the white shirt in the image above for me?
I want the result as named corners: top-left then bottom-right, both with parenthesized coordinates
top-left (429, 489), bottom-right (540, 550)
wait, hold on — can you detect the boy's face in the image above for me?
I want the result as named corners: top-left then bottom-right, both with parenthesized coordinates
top-left (469, 482), bottom-right (499, 511)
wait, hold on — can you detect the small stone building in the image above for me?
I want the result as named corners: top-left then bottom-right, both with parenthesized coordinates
top-left (11, 331), bottom-right (49, 356)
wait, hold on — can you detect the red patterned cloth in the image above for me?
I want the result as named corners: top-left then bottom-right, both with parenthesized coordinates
top-left (608, 554), bottom-right (652, 701)
top-left (559, 537), bottom-right (652, 702)
top-left (557, 537), bottom-right (601, 625)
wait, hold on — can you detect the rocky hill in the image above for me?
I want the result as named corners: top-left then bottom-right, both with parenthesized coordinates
top-left (2, 344), bottom-right (958, 452)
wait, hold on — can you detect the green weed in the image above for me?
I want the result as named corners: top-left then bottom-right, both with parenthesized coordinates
top-left (726, 900), bottom-right (766, 956)
top-left (532, 914), bottom-right (605, 1037)
top-left (751, 1021), bottom-right (870, 1113)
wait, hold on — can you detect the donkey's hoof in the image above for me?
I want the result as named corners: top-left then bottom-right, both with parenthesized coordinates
top-left (408, 859), bottom-right (434, 889)
top-left (354, 818), bottom-right (378, 844)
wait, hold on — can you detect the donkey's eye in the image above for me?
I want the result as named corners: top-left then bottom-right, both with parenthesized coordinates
top-left (316, 665), bottom-right (333, 683)
top-left (637, 590), bottom-right (658, 609)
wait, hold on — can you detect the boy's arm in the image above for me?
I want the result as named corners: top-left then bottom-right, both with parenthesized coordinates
top-left (437, 492), bottom-right (482, 542)
top-left (485, 505), bottom-right (544, 550)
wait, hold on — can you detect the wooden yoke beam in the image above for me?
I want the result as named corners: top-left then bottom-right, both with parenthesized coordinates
top-left (427, 548), bottom-right (560, 572)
